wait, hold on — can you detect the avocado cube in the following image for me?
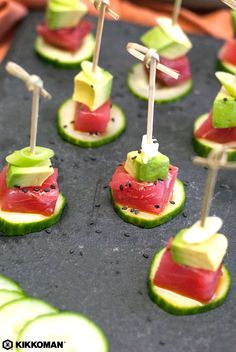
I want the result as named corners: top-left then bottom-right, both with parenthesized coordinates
top-left (212, 88), bottom-right (236, 128)
top-left (141, 26), bottom-right (191, 60)
top-left (73, 68), bottom-right (113, 111)
top-left (171, 229), bottom-right (228, 271)
top-left (47, 0), bottom-right (87, 30)
top-left (7, 160), bottom-right (53, 188)
top-left (124, 151), bottom-right (170, 182)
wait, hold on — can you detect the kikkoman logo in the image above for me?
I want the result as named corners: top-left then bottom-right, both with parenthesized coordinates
top-left (2, 340), bottom-right (65, 350)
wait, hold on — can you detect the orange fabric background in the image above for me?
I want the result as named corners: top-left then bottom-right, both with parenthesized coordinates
top-left (0, 0), bottom-right (233, 62)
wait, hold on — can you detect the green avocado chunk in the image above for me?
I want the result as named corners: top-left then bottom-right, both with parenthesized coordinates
top-left (141, 25), bottom-right (191, 59)
top-left (124, 151), bottom-right (170, 182)
top-left (212, 88), bottom-right (236, 128)
top-left (7, 160), bottom-right (53, 188)
top-left (46, 0), bottom-right (87, 30)
top-left (171, 229), bottom-right (228, 271)
top-left (73, 61), bottom-right (113, 111)
top-left (6, 147), bottom-right (54, 167)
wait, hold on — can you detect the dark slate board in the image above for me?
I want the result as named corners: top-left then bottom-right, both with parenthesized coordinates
top-left (0, 12), bottom-right (235, 352)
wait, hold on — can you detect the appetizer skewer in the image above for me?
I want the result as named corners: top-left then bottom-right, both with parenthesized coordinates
top-left (57, 0), bottom-right (126, 148)
top-left (193, 70), bottom-right (236, 160)
top-left (128, 0), bottom-right (192, 103)
top-left (218, 0), bottom-right (236, 74)
top-left (110, 43), bottom-right (185, 228)
top-left (149, 144), bottom-right (235, 315)
top-left (35, 0), bottom-right (95, 68)
top-left (0, 62), bottom-right (65, 236)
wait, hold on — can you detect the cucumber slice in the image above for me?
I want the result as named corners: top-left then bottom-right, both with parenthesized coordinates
top-left (17, 312), bottom-right (109, 352)
top-left (35, 34), bottom-right (95, 68)
top-left (0, 193), bottom-right (66, 236)
top-left (193, 114), bottom-right (236, 161)
top-left (148, 248), bottom-right (231, 315)
top-left (0, 290), bottom-right (25, 308)
top-left (0, 275), bottom-right (24, 293)
top-left (57, 99), bottom-right (126, 148)
top-left (111, 179), bottom-right (185, 228)
top-left (0, 297), bottom-right (57, 344)
top-left (217, 60), bottom-right (236, 74)
top-left (127, 63), bottom-right (192, 103)
top-left (6, 147), bottom-right (54, 167)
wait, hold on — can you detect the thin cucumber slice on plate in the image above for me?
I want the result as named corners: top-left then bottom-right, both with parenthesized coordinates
top-left (111, 179), bottom-right (185, 228)
top-left (35, 34), bottom-right (95, 68)
top-left (0, 290), bottom-right (25, 309)
top-left (0, 275), bottom-right (24, 293)
top-left (217, 60), bottom-right (236, 74)
top-left (0, 193), bottom-right (66, 236)
top-left (127, 63), bottom-right (192, 103)
top-left (0, 297), bottom-right (57, 344)
top-left (17, 312), bottom-right (109, 352)
top-left (193, 114), bottom-right (236, 161)
top-left (148, 248), bottom-right (231, 315)
top-left (57, 99), bottom-right (126, 148)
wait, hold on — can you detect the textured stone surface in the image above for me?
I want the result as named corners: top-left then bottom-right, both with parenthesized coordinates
top-left (0, 12), bottom-right (235, 352)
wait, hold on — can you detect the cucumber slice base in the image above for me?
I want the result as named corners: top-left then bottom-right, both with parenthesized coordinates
top-left (0, 193), bottom-right (66, 236)
top-left (35, 34), bottom-right (95, 68)
top-left (193, 113), bottom-right (236, 161)
top-left (217, 59), bottom-right (236, 74)
top-left (111, 179), bottom-right (185, 228)
top-left (0, 275), bottom-right (24, 294)
top-left (18, 312), bottom-right (109, 352)
top-left (57, 99), bottom-right (126, 148)
top-left (148, 248), bottom-right (231, 315)
top-left (128, 63), bottom-right (192, 104)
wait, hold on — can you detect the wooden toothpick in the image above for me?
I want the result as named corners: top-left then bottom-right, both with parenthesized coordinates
top-left (127, 43), bottom-right (179, 145)
top-left (193, 143), bottom-right (236, 227)
top-left (172, 0), bottom-right (182, 26)
top-left (221, 0), bottom-right (236, 11)
top-left (92, 0), bottom-right (119, 73)
top-left (5, 62), bottom-right (51, 155)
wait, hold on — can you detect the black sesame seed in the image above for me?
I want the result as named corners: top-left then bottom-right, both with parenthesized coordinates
top-left (159, 341), bottom-right (165, 346)
top-left (111, 118), bottom-right (115, 122)
top-left (49, 165), bottom-right (53, 168)
top-left (95, 229), bottom-right (102, 234)
top-left (134, 209), bottom-right (139, 215)
top-left (158, 178), bottom-right (164, 182)
top-left (70, 120), bottom-right (75, 124)
top-left (182, 212), bottom-right (188, 218)
top-left (89, 221), bottom-right (94, 226)
top-left (90, 85), bottom-right (94, 88)
top-left (223, 98), bottom-right (228, 102)
top-left (90, 157), bottom-right (96, 161)
top-left (95, 203), bottom-right (101, 208)
top-left (184, 181), bottom-right (189, 186)
top-left (14, 185), bottom-right (20, 188)
top-left (154, 204), bottom-right (160, 209)
top-left (153, 140), bottom-right (158, 143)
top-left (34, 187), bottom-right (40, 192)
top-left (143, 253), bottom-right (149, 259)
top-left (124, 233), bottom-right (130, 237)
top-left (137, 290), bottom-right (143, 295)
top-left (22, 189), bottom-right (28, 193)
top-left (132, 156), bottom-right (137, 160)
top-left (138, 150), bottom-right (142, 154)
top-left (45, 228), bottom-right (52, 234)
top-left (115, 270), bottom-right (120, 275)
top-left (63, 125), bottom-right (68, 128)
top-left (69, 249), bottom-right (74, 254)
top-left (122, 206), bottom-right (128, 210)
top-left (120, 185), bottom-right (124, 191)
top-left (103, 185), bottom-right (109, 189)
top-left (50, 184), bottom-right (56, 189)
top-left (44, 188), bottom-right (50, 193)
top-left (130, 208), bottom-right (135, 213)
top-left (170, 200), bottom-right (175, 205)
top-left (79, 251), bottom-right (83, 256)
